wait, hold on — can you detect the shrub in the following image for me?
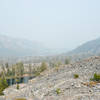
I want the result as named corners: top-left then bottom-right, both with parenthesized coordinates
top-left (16, 78), bottom-right (20, 84)
top-left (90, 73), bottom-right (100, 82)
top-left (74, 74), bottom-right (79, 79)
top-left (16, 84), bottom-right (19, 90)
top-left (0, 77), bottom-right (8, 95)
top-left (34, 71), bottom-right (40, 77)
top-left (56, 88), bottom-right (61, 95)
top-left (40, 62), bottom-right (47, 72)
top-left (55, 66), bottom-right (59, 72)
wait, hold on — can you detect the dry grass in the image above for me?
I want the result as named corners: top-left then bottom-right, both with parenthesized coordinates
top-left (82, 81), bottom-right (97, 87)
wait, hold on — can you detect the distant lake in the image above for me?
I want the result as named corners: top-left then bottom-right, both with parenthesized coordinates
top-left (7, 76), bottom-right (34, 86)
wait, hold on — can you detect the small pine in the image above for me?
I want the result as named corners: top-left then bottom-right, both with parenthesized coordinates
top-left (74, 74), bottom-right (79, 79)
top-left (17, 84), bottom-right (19, 90)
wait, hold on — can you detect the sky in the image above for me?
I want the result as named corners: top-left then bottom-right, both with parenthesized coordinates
top-left (0, 0), bottom-right (100, 50)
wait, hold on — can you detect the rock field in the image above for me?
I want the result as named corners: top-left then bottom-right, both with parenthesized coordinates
top-left (2, 56), bottom-right (100, 100)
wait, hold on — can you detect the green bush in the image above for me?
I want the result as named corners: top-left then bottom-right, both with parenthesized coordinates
top-left (74, 74), bottom-right (79, 79)
top-left (56, 88), bottom-right (61, 95)
top-left (33, 62), bottom-right (47, 77)
top-left (40, 62), bottom-right (47, 72)
top-left (90, 73), bottom-right (100, 82)
top-left (0, 77), bottom-right (8, 95)
top-left (16, 78), bottom-right (20, 84)
top-left (34, 71), bottom-right (40, 77)
top-left (17, 84), bottom-right (19, 90)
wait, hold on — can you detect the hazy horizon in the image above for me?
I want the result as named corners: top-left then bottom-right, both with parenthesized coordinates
top-left (0, 0), bottom-right (100, 50)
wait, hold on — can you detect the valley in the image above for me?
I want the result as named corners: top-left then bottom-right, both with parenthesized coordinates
top-left (0, 0), bottom-right (100, 99)
top-left (0, 37), bottom-right (100, 100)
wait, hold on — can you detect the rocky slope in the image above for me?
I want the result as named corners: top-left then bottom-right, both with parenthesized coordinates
top-left (2, 56), bottom-right (100, 100)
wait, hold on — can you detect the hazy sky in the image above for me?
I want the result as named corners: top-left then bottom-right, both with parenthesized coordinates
top-left (0, 0), bottom-right (100, 50)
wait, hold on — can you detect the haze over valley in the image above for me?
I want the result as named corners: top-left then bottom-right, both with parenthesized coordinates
top-left (0, 0), bottom-right (100, 100)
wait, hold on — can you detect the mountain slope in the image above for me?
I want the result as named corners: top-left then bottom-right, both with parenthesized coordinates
top-left (69, 38), bottom-right (100, 55)
top-left (0, 35), bottom-right (49, 56)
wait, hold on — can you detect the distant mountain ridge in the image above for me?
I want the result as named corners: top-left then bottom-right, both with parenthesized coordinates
top-left (0, 34), bottom-right (49, 56)
top-left (68, 37), bottom-right (100, 56)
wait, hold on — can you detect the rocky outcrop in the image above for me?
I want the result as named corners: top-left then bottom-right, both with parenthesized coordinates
top-left (3, 56), bottom-right (100, 100)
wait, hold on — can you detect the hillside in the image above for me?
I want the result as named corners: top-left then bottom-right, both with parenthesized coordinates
top-left (2, 56), bottom-right (100, 100)
top-left (0, 35), bottom-right (49, 56)
top-left (62, 38), bottom-right (100, 62)
top-left (69, 38), bottom-right (100, 55)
